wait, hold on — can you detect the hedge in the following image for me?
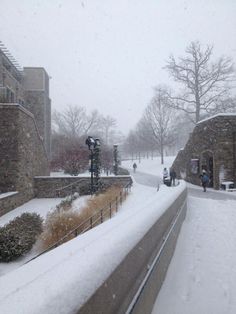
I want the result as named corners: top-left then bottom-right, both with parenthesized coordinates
top-left (0, 212), bottom-right (43, 262)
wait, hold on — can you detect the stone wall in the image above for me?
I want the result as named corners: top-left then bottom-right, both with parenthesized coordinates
top-left (0, 104), bottom-right (49, 205)
top-left (0, 49), bottom-right (24, 103)
top-left (23, 67), bottom-right (51, 157)
top-left (0, 192), bottom-right (21, 217)
top-left (34, 176), bottom-right (132, 198)
top-left (172, 114), bottom-right (236, 189)
top-left (24, 90), bottom-right (51, 156)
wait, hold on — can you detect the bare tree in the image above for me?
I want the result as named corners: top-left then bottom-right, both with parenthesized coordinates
top-left (123, 130), bottom-right (141, 158)
top-left (52, 105), bottom-right (100, 138)
top-left (140, 86), bottom-right (175, 164)
top-left (100, 115), bottom-right (117, 145)
top-left (165, 41), bottom-right (235, 123)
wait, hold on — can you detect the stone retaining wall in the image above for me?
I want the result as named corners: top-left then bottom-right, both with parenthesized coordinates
top-left (0, 104), bottom-right (49, 209)
top-left (34, 176), bottom-right (132, 198)
top-left (0, 192), bottom-right (24, 217)
top-left (172, 114), bottom-right (236, 189)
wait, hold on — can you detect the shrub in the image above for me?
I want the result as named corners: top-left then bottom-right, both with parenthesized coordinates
top-left (0, 213), bottom-right (43, 262)
top-left (55, 194), bottom-right (78, 212)
top-left (39, 210), bottom-right (82, 249)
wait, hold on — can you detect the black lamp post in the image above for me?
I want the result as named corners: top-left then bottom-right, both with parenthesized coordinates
top-left (113, 144), bottom-right (118, 176)
top-left (85, 136), bottom-right (101, 194)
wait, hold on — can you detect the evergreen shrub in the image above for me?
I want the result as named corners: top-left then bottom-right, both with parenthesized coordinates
top-left (0, 213), bottom-right (43, 262)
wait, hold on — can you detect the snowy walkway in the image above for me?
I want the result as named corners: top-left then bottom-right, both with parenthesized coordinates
top-left (123, 159), bottom-right (236, 314)
top-left (152, 185), bottom-right (236, 314)
top-left (131, 170), bottom-right (161, 188)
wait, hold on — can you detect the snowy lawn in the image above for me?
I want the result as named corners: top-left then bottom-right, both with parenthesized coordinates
top-left (122, 156), bottom-right (175, 176)
top-left (0, 181), bottom-right (186, 314)
top-left (0, 198), bottom-right (64, 227)
top-left (152, 195), bottom-right (236, 314)
top-left (0, 196), bottom-right (91, 228)
top-left (0, 195), bottom-right (90, 276)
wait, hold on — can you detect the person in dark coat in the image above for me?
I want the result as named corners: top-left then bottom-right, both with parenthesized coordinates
top-left (200, 170), bottom-right (209, 192)
top-left (170, 168), bottom-right (177, 186)
top-left (133, 162), bottom-right (137, 173)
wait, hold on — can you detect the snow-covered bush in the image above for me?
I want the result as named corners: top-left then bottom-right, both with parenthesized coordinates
top-left (0, 213), bottom-right (43, 262)
top-left (55, 193), bottom-right (80, 212)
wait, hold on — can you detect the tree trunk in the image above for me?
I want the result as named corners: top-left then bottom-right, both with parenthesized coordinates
top-left (160, 136), bottom-right (164, 164)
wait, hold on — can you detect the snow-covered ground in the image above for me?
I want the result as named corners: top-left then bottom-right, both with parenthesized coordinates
top-left (1, 155), bottom-right (235, 314)
top-left (152, 191), bottom-right (236, 314)
top-left (0, 177), bottom-right (185, 314)
top-left (122, 155), bottom-right (175, 177)
top-left (0, 198), bottom-right (64, 276)
top-left (0, 196), bottom-right (91, 276)
top-left (0, 196), bottom-right (92, 229)
top-left (0, 198), bottom-right (63, 227)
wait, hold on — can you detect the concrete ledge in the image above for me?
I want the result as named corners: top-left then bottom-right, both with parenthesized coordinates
top-left (77, 188), bottom-right (187, 314)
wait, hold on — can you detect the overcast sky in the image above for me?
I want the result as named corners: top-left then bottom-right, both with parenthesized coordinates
top-left (0, 0), bottom-right (236, 134)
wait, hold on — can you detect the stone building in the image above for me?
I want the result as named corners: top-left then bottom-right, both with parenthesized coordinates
top-left (172, 114), bottom-right (236, 189)
top-left (0, 44), bottom-right (51, 211)
top-left (0, 47), bottom-right (51, 156)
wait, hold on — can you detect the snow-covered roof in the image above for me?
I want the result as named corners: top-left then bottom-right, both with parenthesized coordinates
top-left (197, 113), bottom-right (236, 125)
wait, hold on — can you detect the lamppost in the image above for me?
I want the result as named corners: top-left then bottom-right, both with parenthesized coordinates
top-left (113, 144), bottom-right (118, 176)
top-left (85, 136), bottom-right (101, 194)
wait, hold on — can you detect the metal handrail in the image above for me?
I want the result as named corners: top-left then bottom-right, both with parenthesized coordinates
top-left (25, 181), bottom-right (132, 264)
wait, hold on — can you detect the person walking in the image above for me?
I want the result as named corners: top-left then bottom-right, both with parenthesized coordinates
top-left (170, 168), bottom-right (177, 186)
top-left (133, 162), bottom-right (137, 173)
top-left (200, 170), bottom-right (209, 192)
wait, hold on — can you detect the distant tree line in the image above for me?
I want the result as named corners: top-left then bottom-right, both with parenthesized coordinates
top-left (51, 105), bottom-right (123, 175)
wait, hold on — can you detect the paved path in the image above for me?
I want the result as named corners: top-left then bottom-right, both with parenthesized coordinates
top-left (132, 170), bottom-right (236, 201)
top-left (187, 185), bottom-right (236, 200)
top-left (131, 170), bottom-right (162, 188)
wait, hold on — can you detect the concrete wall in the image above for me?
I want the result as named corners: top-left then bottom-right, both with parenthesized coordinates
top-left (0, 104), bottom-right (49, 207)
top-left (34, 176), bottom-right (132, 198)
top-left (172, 115), bottom-right (236, 189)
top-left (77, 187), bottom-right (187, 314)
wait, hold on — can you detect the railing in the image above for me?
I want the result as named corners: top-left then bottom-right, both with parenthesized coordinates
top-left (25, 181), bottom-right (132, 264)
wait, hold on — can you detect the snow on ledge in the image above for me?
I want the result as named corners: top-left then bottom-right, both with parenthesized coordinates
top-left (0, 182), bottom-right (186, 314)
top-left (0, 191), bottom-right (18, 199)
top-left (197, 113), bottom-right (236, 125)
top-left (35, 175), bottom-right (131, 179)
